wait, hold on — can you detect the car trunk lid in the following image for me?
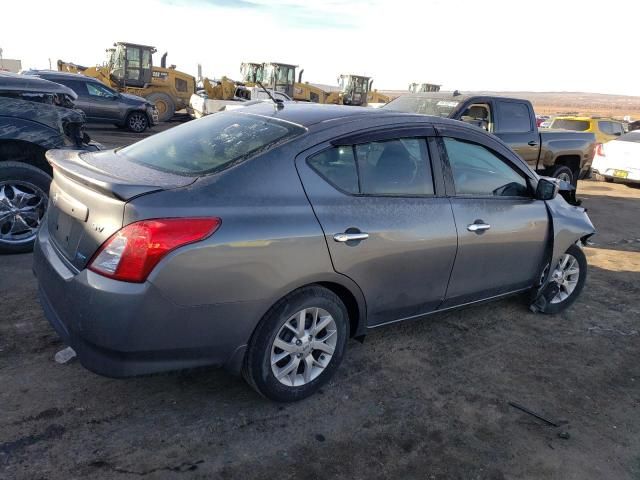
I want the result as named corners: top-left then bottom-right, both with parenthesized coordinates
top-left (45, 149), bottom-right (196, 270)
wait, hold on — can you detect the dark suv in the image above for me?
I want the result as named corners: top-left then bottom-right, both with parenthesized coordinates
top-left (24, 71), bottom-right (158, 133)
top-left (0, 72), bottom-right (101, 253)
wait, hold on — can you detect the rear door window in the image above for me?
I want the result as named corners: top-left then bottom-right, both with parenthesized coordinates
top-left (307, 146), bottom-right (359, 194)
top-left (307, 138), bottom-right (434, 196)
top-left (443, 137), bottom-right (530, 197)
top-left (118, 112), bottom-right (305, 176)
top-left (355, 139), bottom-right (433, 195)
top-left (496, 101), bottom-right (532, 133)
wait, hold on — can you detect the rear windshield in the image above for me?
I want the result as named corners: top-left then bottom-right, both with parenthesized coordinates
top-left (617, 131), bottom-right (640, 143)
top-left (383, 95), bottom-right (459, 117)
top-left (117, 112), bottom-right (306, 176)
top-left (550, 119), bottom-right (590, 131)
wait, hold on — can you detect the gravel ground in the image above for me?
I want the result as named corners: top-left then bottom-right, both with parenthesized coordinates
top-left (1, 125), bottom-right (639, 480)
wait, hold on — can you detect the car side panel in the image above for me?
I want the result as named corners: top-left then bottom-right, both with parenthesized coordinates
top-left (126, 143), bottom-right (338, 307)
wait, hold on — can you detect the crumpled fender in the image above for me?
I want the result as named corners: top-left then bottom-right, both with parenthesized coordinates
top-left (530, 178), bottom-right (595, 312)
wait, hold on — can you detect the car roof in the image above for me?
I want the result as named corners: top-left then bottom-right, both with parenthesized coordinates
top-left (24, 70), bottom-right (103, 84)
top-left (385, 91), bottom-right (534, 105)
top-left (0, 71), bottom-right (77, 99)
top-left (234, 102), bottom-right (443, 128)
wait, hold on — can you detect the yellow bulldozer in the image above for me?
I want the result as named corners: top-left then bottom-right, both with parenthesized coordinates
top-left (58, 42), bottom-right (196, 121)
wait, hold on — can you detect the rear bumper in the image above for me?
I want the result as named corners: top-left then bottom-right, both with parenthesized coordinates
top-left (33, 221), bottom-right (264, 377)
top-left (592, 167), bottom-right (640, 183)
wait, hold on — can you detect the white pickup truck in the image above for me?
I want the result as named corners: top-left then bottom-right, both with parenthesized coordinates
top-left (188, 86), bottom-right (290, 118)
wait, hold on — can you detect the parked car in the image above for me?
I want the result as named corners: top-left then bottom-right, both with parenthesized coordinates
top-left (536, 115), bottom-right (549, 127)
top-left (591, 130), bottom-right (640, 184)
top-left (382, 93), bottom-right (596, 185)
top-left (33, 103), bottom-right (595, 401)
top-left (23, 70), bottom-right (158, 133)
top-left (0, 71), bottom-right (100, 253)
top-left (549, 116), bottom-right (626, 144)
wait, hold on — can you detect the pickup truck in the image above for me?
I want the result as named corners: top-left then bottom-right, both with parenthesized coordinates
top-left (383, 92), bottom-right (596, 185)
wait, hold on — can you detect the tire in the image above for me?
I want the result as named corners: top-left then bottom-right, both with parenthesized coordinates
top-left (243, 286), bottom-right (349, 402)
top-left (547, 165), bottom-right (576, 186)
top-left (539, 244), bottom-right (587, 314)
top-left (146, 93), bottom-right (175, 122)
top-left (0, 161), bottom-right (52, 254)
top-left (126, 111), bottom-right (149, 133)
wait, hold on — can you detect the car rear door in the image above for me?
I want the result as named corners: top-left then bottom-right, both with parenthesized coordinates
top-left (492, 99), bottom-right (541, 170)
top-left (436, 124), bottom-right (549, 308)
top-left (57, 79), bottom-right (96, 121)
top-left (296, 125), bottom-right (458, 326)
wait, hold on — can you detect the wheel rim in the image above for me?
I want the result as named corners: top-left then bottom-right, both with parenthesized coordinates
top-left (556, 171), bottom-right (572, 183)
top-left (270, 307), bottom-right (338, 387)
top-left (129, 113), bottom-right (147, 132)
top-left (549, 253), bottom-right (580, 304)
top-left (0, 181), bottom-right (48, 244)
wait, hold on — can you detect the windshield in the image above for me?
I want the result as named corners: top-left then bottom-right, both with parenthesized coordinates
top-left (617, 131), bottom-right (640, 143)
top-left (550, 119), bottom-right (590, 131)
top-left (117, 112), bottom-right (306, 176)
top-left (110, 44), bottom-right (126, 79)
top-left (383, 95), bottom-right (460, 117)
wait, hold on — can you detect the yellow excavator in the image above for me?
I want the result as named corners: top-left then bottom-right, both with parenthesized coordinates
top-left (57, 42), bottom-right (196, 121)
top-left (254, 64), bottom-right (389, 106)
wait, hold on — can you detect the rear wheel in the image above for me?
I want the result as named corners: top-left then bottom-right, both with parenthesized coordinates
top-left (243, 286), bottom-right (349, 402)
top-left (0, 162), bottom-right (51, 254)
top-left (547, 165), bottom-right (576, 186)
top-left (146, 93), bottom-right (175, 122)
top-left (126, 111), bottom-right (149, 133)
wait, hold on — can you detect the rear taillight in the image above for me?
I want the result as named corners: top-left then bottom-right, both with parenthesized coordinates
top-left (89, 218), bottom-right (221, 283)
top-left (595, 143), bottom-right (605, 157)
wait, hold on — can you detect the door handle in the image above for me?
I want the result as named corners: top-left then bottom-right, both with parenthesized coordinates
top-left (527, 140), bottom-right (539, 147)
top-left (333, 232), bottom-right (369, 242)
top-left (467, 223), bottom-right (491, 232)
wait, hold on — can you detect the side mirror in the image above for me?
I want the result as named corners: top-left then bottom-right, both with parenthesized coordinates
top-left (535, 178), bottom-right (559, 200)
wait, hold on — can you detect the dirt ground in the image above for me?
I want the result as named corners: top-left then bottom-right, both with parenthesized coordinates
top-left (1, 125), bottom-right (639, 479)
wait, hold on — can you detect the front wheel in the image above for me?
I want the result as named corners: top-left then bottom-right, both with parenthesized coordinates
top-left (126, 111), bottom-right (149, 133)
top-left (243, 286), bottom-right (349, 402)
top-left (538, 244), bottom-right (587, 314)
top-left (0, 162), bottom-right (51, 254)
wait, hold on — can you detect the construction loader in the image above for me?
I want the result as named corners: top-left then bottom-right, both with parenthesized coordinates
top-left (58, 42), bottom-right (196, 121)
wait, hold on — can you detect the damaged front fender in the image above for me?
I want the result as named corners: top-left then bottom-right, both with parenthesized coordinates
top-left (530, 179), bottom-right (595, 312)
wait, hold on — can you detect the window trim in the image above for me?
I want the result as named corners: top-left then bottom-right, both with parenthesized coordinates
top-left (437, 136), bottom-right (535, 200)
top-left (306, 136), bottom-right (439, 199)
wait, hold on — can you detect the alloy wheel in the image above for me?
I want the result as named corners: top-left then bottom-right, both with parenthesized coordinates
top-left (550, 253), bottom-right (580, 304)
top-left (128, 113), bottom-right (148, 132)
top-left (0, 181), bottom-right (47, 244)
top-left (270, 307), bottom-right (338, 387)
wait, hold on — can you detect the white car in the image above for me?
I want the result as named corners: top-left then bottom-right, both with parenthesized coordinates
top-left (592, 130), bottom-right (640, 184)
top-left (188, 86), bottom-right (290, 118)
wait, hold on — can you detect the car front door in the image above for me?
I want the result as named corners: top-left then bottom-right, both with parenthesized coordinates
top-left (436, 125), bottom-right (549, 308)
top-left (492, 99), bottom-right (541, 170)
top-left (296, 127), bottom-right (458, 326)
top-left (84, 82), bottom-right (122, 122)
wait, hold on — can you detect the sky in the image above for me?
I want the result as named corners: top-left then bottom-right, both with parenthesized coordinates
top-left (1, 0), bottom-right (639, 96)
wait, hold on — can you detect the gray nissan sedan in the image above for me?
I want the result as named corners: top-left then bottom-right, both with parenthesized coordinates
top-left (34, 103), bottom-right (595, 402)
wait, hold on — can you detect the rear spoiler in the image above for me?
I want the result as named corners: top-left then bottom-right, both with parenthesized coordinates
top-left (46, 149), bottom-right (163, 201)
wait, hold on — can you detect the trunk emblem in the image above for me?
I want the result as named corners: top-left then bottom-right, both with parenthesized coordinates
top-left (92, 223), bottom-right (105, 233)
